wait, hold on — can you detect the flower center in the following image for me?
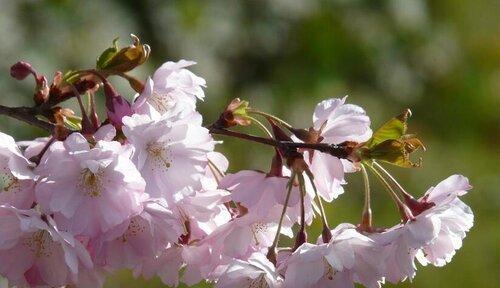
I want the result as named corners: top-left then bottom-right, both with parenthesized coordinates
top-left (79, 168), bottom-right (104, 198)
top-left (23, 230), bottom-right (55, 258)
top-left (249, 274), bottom-right (269, 288)
top-left (119, 217), bottom-right (147, 243)
top-left (323, 258), bottom-right (335, 280)
top-left (0, 172), bottom-right (20, 193)
top-left (146, 142), bottom-right (171, 171)
top-left (250, 222), bottom-right (269, 246)
top-left (149, 91), bottom-right (175, 114)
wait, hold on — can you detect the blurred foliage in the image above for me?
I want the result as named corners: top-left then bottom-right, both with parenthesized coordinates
top-left (0, 0), bottom-right (498, 287)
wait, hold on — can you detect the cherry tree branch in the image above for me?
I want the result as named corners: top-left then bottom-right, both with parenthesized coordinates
top-left (208, 126), bottom-right (351, 159)
top-left (0, 104), bottom-right (54, 131)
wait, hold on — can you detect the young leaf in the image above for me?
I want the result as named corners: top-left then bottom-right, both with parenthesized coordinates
top-left (365, 109), bottom-right (410, 148)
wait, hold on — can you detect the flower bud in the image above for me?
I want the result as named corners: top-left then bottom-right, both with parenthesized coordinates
top-left (96, 34), bottom-right (150, 74)
top-left (103, 81), bottom-right (133, 128)
top-left (10, 61), bottom-right (35, 80)
top-left (219, 98), bottom-right (252, 128)
top-left (33, 75), bottom-right (49, 105)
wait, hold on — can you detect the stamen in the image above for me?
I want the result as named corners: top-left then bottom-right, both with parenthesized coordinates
top-left (251, 222), bottom-right (269, 246)
top-left (79, 168), bottom-right (104, 198)
top-left (323, 259), bottom-right (335, 280)
top-left (23, 230), bottom-right (54, 258)
top-left (249, 274), bottom-right (269, 288)
top-left (0, 172), bottom-right (20, 193)
top-left (149, 91), bottom-right (174, 114)
top-left (119, 217), bottom-right (147, 243)
top-left (146, 142), bottom-right (171, 171)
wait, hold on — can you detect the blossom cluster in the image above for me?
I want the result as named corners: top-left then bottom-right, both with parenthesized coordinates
top-left (0, 38), bottom-right (473, 288)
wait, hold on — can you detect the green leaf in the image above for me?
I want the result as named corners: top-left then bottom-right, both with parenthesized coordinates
top-left (362, 138), bottom-right (424, 167)
top-left (365, 109), bottom-right (411, 148)
top-left (96, 37), bottom-right (119, 70)
top-left (360, 109), bottom-right (425, 167)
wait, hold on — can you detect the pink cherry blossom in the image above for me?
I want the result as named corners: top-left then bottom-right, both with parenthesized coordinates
top-left (368, 175), bottom-right (473, 283)
top-left (0, 205), bottom-right (97, 287)
top-left (133, 60), bottom-right (206, 121)
top-left (301, 97), bottom-right (372, 203)
top-left (35, 133), bottom-right (145, 238)
top-left (368, 211), bottom-right (441, 283)
top-left (220, 170), bottom-right (299, 217)
top-left (202, 151), bottom-right (229, 190)
top-left (93, 198), bottom-right (183, 270)
top-left (137, 244), bottom-right (219, 287)
top-left (312, 96), bottom-right (372, 144)
top-left (17, 137), bottom-right (50, 159)
top-left (122, 113), bottom-right (215, 199)
top-left (304, 150), bottom-right (345, 202)
top-left (413, 175), bottom-right (473, 267)
top-left (138, 245), bottom-right (184, 287)
top-left (283, 223), bottom-right (384, 288)
top-left (216, 252), bottom-right (283, 288)
top-left (202, 211), bottom-right (292, 260)
top-left (173, 187), bottom-right (231, 239)
top-left (0, 132), bottom-right (36, 209)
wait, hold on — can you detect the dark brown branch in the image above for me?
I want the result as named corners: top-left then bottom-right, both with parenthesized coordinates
top-left (208, 126), bottom-right (351, 159)
top-left (0, 105), bottom-right (54, 131)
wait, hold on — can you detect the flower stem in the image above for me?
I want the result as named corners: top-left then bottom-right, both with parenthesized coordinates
top-left (247, 109), bottom-right (292, 129)
top-left (207, 159), bottom-right (225, 185)
top-left (68, 84), bottom-right (94, 134)
top-left (29, 136), bottom-right (55, 165)
top-left (372, 161), bottom-right (414, 200)
top-left (267, 172), bottom-right (296, 264)
top-left (294, 172), bottom-right (308, 250)
top-left (365, 162), bottom-right (414, 221)
top-left (304, 169), bottom-right (332, 243)
top-left (247, 115), bottom-right (273, 138)
top-left (359, 164), bottom-right (373, 231)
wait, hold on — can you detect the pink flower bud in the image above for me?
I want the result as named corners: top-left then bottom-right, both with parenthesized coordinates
top-left (10, 61), bottom-right (35, 80)
top-left (103, 81), bottom-right (133, 128)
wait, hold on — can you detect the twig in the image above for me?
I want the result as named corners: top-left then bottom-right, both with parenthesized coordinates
top-left (0, 105), bottom-right (54, 131)
top-left (208, 126), bottom-right (350, 159)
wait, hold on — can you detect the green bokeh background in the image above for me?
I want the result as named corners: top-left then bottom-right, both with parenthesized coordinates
top-left (0, 1), bottom-right (498, 287)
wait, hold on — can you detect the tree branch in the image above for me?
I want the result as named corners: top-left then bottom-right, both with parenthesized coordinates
top-left (208, 126), bottom-right (350, 159)
top-left (0, 105), bottom-right (54, 132)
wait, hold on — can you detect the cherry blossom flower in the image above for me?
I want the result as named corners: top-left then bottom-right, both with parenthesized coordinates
top-left (0, 205), bottom-right (98, 287)
top-left (93, 198), bottom-right (183, 270)
top-left (369, 175), bottom-right (473, 283)
top-left (368, 215), bottom-right (439, 283)
top-left (313, 96), bottom-right (372, 144)
top-left (303, 96), bottom-right (372, 203)
top-left (173, 187), bottom-right (231, 239)
top-left (17, 137), bottom-right (50, 159)
top-left (0, 132), bottom-right (36, 209)
top-left (283, 224), bottom-right (385, 288)
top-left (202, 151), bottom-right (229, 190)
top-left (138, 245), bottom-right (184, 287)
top-left (413, 175), bottom-right (473, 267)
top-left (220, 170), bottom-right (299, 217)
top-left (35, 133), bottom-right (145, 238)
top-left (137, 244), bottom-right (220, 287)
top-left (202, 211), bottom-right (292, 260)
top-left (216, 252), bottom-right (283, 288)
top-left (122, 113), bottom-right (215, 200)
top-left (133, 60), bottom-right (206, 121)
